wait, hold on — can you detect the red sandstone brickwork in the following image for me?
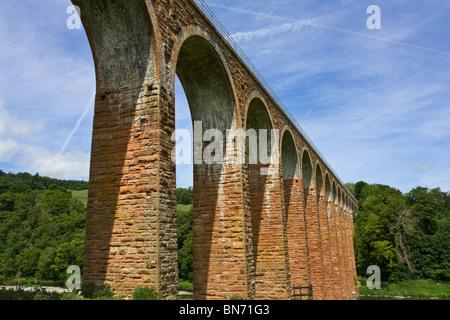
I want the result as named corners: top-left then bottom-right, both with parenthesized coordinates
top-left (349, 214), bottom-right (358, 298)
top-left (192, 164), bottom-right (250, 300)
top-left (78, 0), bottom-right (359, 300)
top-left (304, 188), bottom-right (325, 300)
top-left (341, 206), bottom-right (352, 299)
top-left (284, 179), bottom-right (310, 292)
top-left (327, 202), bottom-right (342, 299)
top-left (249, 165), bottom-right (290, 300)
top-left (318, 192), bottom-right (334, 299)
top-left (334, 203), bottom-right (347, 299)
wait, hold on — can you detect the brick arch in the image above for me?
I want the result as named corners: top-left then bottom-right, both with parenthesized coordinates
top-left (243, 92), bottom-right (273, 131)
top-left (280, 127), bottom-right (300, 179)
top-left (245, 93), bottom-right (290, 299)
top-left (282, 126), bottom-right (309, 294)
top-left (169, 25), bottom-right (241, 131)
top-left (332, 181), bottom-right (338, 204)
top-left (301, 148), bottom-right (326, 299)
top-left (301, 148), bottom-right (313, 189)
top-left (337, 186), bottom-right (342, 206)
top-left (315, 162), bottom-right (324, 201)
top-left (73, 0), bottom-right (161, 90)
top-left (244, 95), bottom-right (274, 134)
top-left (325, 173), bottom-right (332, 203)
top-left (245, 96), bottom-right (276, 169)
top-left (169, 28), bottom-right (245, 300)
top-left (174, 36), bottom-right (236, 134)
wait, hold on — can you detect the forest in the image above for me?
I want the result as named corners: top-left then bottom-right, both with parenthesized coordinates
top-left (0, 171), bottom-right (448, 292)
top-left (0, 171), bottom-right (86, 284)
top-left (349, 181), bottom-right (450, 283)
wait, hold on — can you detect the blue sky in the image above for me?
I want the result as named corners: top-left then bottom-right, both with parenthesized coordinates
top-left (0, 0), bottom-right (449, 194)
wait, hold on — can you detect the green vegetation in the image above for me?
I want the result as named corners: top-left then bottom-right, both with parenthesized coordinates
top-left (2, 170), bottom-right (447, 299)
top-left (177, 190), bottom-right (193, 284)
top-left (80, 284), bottom-right (115, 300)
top-left (0, 172), bottom-right (86, 285)
top-left (0, 283), bottom-right (195, 300)
top-left (132, 286), bottom-right (160, 300)
top-left (70, 190), bottom-right (88, 207)
top-left (351, 182), bottom-right (450, 283)
top-left (0, 287), bottom-right (79, 300)
top-left (349, 181), bottom-right (450, 298)
top-left (179, 279), bottom-right (194, 292)
top-left (0, 172), bottom-right (194, 298)
top-left (0, 285), bottom-right (151, 300)
top-left (359, 279), bottom-right (450, 299)
top-left (0, 170), bottom-right (88, 193)
top-left (176, 187), bottom-right (193, 205)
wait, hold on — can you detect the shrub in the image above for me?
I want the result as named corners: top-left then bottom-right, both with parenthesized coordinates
top-left (81, 284), bottom-right (114, 300)
top-left (60, 292), bottom-right (83, 300)
top-left (132, 286), bottom-right (160, 300)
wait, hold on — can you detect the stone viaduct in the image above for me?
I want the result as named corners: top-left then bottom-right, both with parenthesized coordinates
top-left (73, 0), bottom-right (359, 300)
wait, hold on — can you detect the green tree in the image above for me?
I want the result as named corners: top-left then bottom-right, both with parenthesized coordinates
top-left (0, 175), bottom-right (87, 283)
top-left (176, 187), bottom-right (193, 205)
top-left (354, 182), bottom-right (450, 283)
top-left (406, 187), bottom-right (438, 235)
top-left (354, 183), bottom-right (408, 281)
top-left (177, 206), bottom-right (193, 281)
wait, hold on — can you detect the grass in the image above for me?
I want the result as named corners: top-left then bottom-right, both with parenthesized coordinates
top-left (0, 284), bottom-right (117, 300)
top-left (70, 190), bottom-right (88, 206)
top-left (0, 276), bottom-right (64, 287)
top-left (1, 282), bottom-right (196, 300)
top-left (177, 204), bottom-right (193, 213)
top-left (179, 280), bottom-right (193, 292)
top-left (359, 278), bottom-right (450, 299)
top-left (0, 287), bottom-right (85, 300)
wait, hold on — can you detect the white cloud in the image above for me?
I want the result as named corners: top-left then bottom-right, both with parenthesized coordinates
top-left (0, 95), bottom-right (44, 162)
top-left (416, 165), bottom-right (431, 172)
top-left (0, 97), bottom-right (43, 141)
top-left (232, 19), bottom-right (316, 42)
top-left (27, 148), bottom-right (90, 180)
top-left (0, 138), bottom-right (20, 163)
top-left (0, 93), bottom-right (90, 179)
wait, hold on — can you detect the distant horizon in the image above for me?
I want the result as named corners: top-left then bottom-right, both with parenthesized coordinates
top-left (2, 168), bottom-right (448, 195)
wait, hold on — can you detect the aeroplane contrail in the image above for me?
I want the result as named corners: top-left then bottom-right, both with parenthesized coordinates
top-left (59, 91), bottom-right (95, 155)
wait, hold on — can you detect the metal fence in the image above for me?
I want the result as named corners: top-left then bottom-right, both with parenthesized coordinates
top-left (293, 283), bottom-right (313, 300)
top-left (190, 0), bottom-right (356, 202)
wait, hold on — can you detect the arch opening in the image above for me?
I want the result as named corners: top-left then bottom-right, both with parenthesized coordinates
top-left (246, 98), bottom-right (274, 166)
top-left (325, 174), bottom-right (332, 203)
top-left (245, 97), bottom-right (273, 261)
top-left (175, 34), bottom-right (237, 300)
top-left (176, 35), bottom-right (235, 134)
top-left (281, 130), bottom-right (300, 180)
top-left (315, 164), bottom-right (323, 201)
top-left (246, 97), bottom-right (290, 299)
top-left (302, 150), bottom-right (313, 190)
top-left (333, 182), bottom-right (338, 205)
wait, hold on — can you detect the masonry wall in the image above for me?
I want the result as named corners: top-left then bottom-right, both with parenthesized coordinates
top-left (284, 179), bottom-right (310, 292)
top-left (77, 0), bottom-right (359, 300)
